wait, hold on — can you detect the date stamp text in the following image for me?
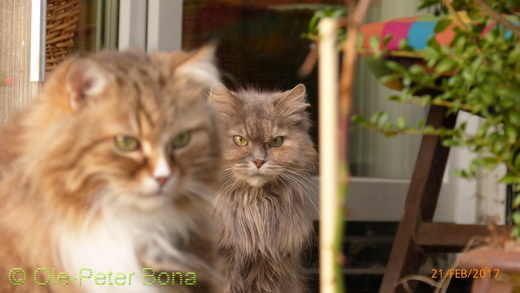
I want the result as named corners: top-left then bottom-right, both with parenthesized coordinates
top-left (431, 269), bottom-right (500, 279)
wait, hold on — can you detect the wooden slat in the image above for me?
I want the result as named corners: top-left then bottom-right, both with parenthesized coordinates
top-left (417, 222), bottom-right (513, 252)
top-left (379, 105), bottom-right (458, 293)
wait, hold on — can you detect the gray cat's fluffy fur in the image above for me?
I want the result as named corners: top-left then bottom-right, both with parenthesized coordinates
top-left (209, 84), bottom-right (317, 293)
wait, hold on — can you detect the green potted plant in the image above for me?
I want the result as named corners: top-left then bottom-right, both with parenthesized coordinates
top-left (351, 0), bottom-right (520, 291)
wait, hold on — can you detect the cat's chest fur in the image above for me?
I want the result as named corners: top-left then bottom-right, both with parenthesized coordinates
top-left (218, 185), bottom-right (313, 256)
top-left (58, 202), bottom-right (194, 293)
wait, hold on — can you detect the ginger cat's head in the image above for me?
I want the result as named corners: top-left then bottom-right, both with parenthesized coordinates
top-left (17, 46), bottom-right (222, 214)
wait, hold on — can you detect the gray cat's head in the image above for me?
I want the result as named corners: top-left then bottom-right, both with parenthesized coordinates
top-left (208, 84), bottom-right (317, 188)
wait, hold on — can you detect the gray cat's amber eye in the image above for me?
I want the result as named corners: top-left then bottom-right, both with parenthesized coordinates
top-left (114, 135), bottom-right (140, 151)
top-left (269, 136), bottom-right (284, 147)
top-left (233, 135), bottom-right (248, 147)
top-left (172, 132), bottom-right (191, 148)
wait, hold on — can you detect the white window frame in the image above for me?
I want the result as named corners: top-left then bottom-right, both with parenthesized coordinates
top-left (118, 0), bottom-right (183, 52)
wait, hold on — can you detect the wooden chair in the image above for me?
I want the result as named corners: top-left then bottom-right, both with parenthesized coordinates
top-left (378, 105), bottom-right (512, 293)
top-left (357, 13), bottom-right (517, 292)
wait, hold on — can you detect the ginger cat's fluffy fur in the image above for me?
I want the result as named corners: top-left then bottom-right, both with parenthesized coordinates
top-left (0, 47), bottom-right (222, 293)
top-left (209, 84), bottom-right (318, 293)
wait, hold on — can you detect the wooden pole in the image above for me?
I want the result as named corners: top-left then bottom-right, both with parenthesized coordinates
top-left (318, 17), bottom-right (340, 293)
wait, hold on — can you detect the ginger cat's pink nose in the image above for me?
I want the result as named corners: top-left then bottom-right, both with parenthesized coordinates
top-left (155, 177), bottom-right (169, 187)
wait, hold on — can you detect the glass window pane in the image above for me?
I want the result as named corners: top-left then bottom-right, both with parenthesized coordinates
top-left (74, 0), bottom-right (119, 53)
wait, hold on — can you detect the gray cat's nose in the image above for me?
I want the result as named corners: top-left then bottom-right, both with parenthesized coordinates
top-left (252, 159), bottom-right (266, 168)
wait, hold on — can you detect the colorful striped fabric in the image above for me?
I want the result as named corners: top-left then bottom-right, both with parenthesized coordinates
top-left (359, 12), bottom-right (519, 52)
top-left (358, 12), bottom-right (519, 90)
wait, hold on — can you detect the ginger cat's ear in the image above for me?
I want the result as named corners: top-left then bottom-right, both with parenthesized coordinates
top-left (208, 83), bottom-right (238, 116)
top-left (66, 58), bottom-right (111, 110)
top-left (173, 44), bottom-right (220, 87)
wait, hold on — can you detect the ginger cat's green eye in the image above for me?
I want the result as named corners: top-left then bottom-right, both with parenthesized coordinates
top-left (172, 132), bottom-right (191, 148)
top-left (269, 136), bottom-right (284, 147)
top-left (114, 135), bottom-right (140, 151)
top-left (233, 135), bottom-right (248, 147)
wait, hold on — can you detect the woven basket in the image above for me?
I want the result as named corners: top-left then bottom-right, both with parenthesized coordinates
top-left (46, 0), bottom-right (80, 72)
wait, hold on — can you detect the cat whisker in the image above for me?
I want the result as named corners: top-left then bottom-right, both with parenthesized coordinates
top-left (219, 169), bottom-right (236, 182)
top-left (276, 176), bottom-right (296, 209)
top-left (283, 168), bottom-right (320, 188)
top-left (279, 173), bottom-right (320, 216)
top-left (184, 181), bottom-right (215, 206)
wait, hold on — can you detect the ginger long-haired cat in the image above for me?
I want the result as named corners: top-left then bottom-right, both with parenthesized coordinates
top-left (209, 84), bottom-right (318, 293)
top-left (0, 46), bottom-right (223, 293)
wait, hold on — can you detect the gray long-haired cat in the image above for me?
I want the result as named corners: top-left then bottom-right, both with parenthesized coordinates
top-left (208, 83), bottom-right (318, 293)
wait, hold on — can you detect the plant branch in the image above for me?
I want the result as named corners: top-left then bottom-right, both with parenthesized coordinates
top-left (341, 0), bottom-right (372, 158)
top-left (474, 0), bottom-right (520, 38)
top-left (441, 0), bottom-right (469, 32)
top-left (354, 47), bottom-right (427, 58)
top-left (359, 124), bottom-right (451, 136)
top-left (399, 96), bottom-right (477, 112)
top-left (298, 43), bottom-right (318, 77)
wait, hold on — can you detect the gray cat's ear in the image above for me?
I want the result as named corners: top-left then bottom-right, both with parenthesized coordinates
top-left (66, 58), bottom-right (110, 110)
top-left (208, 83), bottom-right (237, 116)
top-left (276, 84), bottom-right (310, 114)
top-left (174, 44), bottom-right (220, 87)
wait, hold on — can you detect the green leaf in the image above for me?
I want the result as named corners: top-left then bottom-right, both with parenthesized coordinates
top-left (384, 130), bottom-right (399, 138)
top-left (369, 36), bottom-right (380, 51)
top-left (500, 174), bottom-right (520, 184)
top-left (435, 59), bottom-right (458, 74)
top-left (473, 157), bottom-right (500, 169)
top-left (398, 39), bottom-right (414, 51)
top-left (385, 61), bottom-right (407, 73)
top-left (351, 115), bottom-right (366, 124)
top-left (380, 73), bottom-right (401, 85)
top-left (509, 111), bottom-right (520, 127)
top-left (388, 95), bottom-right (403, 102)
top-left (459, 122), bottom-right (467, 132)
top-left (331, 8), bottom-right (346, 18)
top-left (442, 138), bottom-right (458, 147)
top-left (427, 37), bottom-right (441, 51)
top-left (452, 169), bottom-right (470, 178)
top-left (434, 18), bottom-right (453, 33)
top-left (383, 34), bottom-right (393, 47)
top-left (409, 64), bottom-right (424, 75)
top-left (513, 211), bottom-right (520, 227)
top-left (396, 116), bottom-right (406, 129)
top-left (376, 112), bottom-right (389, 126)
top-left (513, 195), bottom-right (520, 209)
top-left (506, 125), bottom-right (518, 145)
top-left (514, 154), bottom-right (520, 171)
top-left (422, 125), bottom-right (436, 134)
